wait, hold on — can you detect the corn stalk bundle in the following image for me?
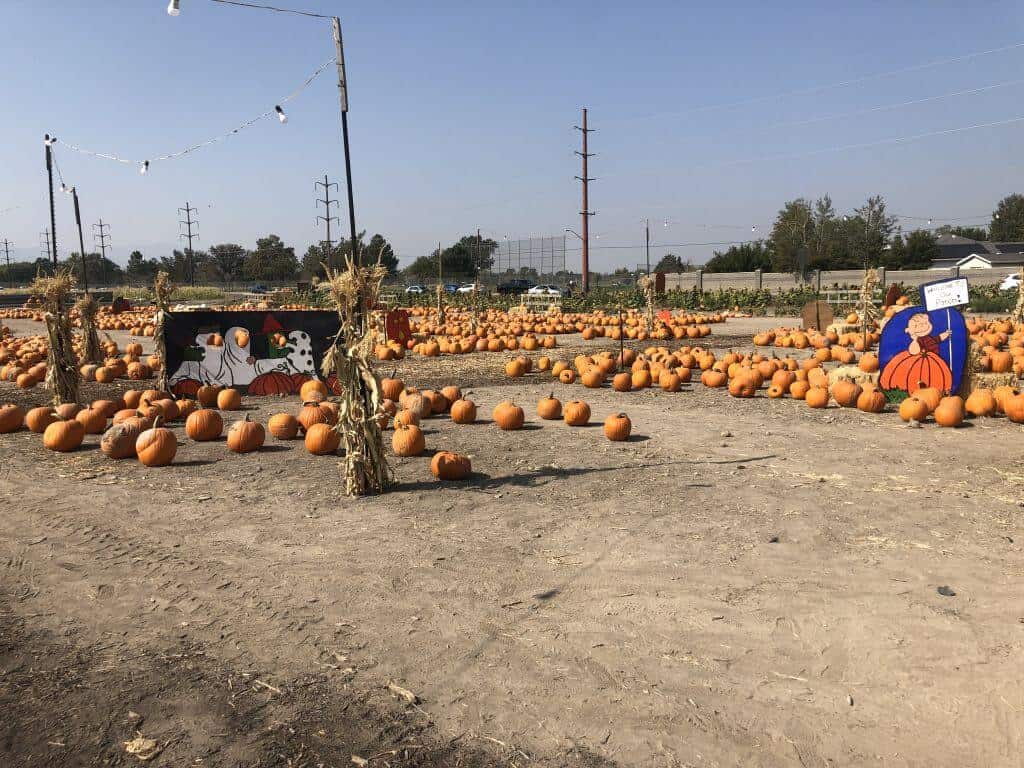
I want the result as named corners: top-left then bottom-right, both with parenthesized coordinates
top-left (75, 293), bottom-right (102, 363)
top-left (31, 270), bottom-right (79, 405)
top-left (321, 256), bottom-right (392, 497)
top-left (436, 283), bottom-right (446, 326)
top-left (153, 271), bottom-right (175, 392)
top-left (1012, 267), bottom-right (1024, 325)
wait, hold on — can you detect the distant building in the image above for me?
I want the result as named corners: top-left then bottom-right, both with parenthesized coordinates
top-left (930, 233), bottom-right (1024, 270)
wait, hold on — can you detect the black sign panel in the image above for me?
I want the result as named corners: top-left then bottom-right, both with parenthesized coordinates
top-left (163, 310), bottom-right (341, 396)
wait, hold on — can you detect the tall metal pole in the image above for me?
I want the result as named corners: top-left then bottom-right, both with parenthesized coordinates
top-left (645, 217), bottom-right (651, 276)
top-left (332, 18), bottom-right (359, 269)
top-left (71, 188), bottom-right (89, 293)
top-left (315, 174), bottom-right (339, 269)
top-left (574, 109), bottom-right (594, 293)
top-left (93, 219), bottom-right (111, 286)
top-left (1, 239), bottom-right (11, 287)
top-left (44, 135), bottom-right (58, 268)
top-left (178, 202), bottom-right (198, 285)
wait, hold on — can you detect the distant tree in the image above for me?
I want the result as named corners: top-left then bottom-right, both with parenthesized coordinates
top-left (404, 255), bottom-right (438, 281)
top-left (704, 241), bottom-right (774, 272)
top-left (126, 250), bottom-right (160, 285)
top-left (452, 233), bottom-right (498, 274)
top-left (902, 230), bottom-right (941, 269)
top-left (990, 194), bottom-right (1024, 241)
top-left (364, 234), bottom-right (399, 276)
top-left (653, 253), bottom-right (691, 273)
top-left (245, 235), bottom-right (298, 281)
top-left (208, 243), bottom-right (248, 283)
top-left (936, 225), bottom-right (988, 241)
top-left (845, 195), bottom-right (897, 267)
top-left (66, 252), bottom-right (125, 286)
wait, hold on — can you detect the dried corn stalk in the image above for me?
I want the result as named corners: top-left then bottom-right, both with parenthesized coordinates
top-left (153, 271), bottom-right (175, 392)
top-left (321, 256), bottom-right (392, 496)
top-left (75, 293), bottom-right (102, 363)
top-left (637, 274), bottom-right (656, 331)
top-left (859, 268), bottom-right (881, 346)
top-left (31, 270), bottom-right (79, 405)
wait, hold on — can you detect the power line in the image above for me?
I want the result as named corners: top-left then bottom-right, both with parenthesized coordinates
top-left (208, 0), bottom-right (330, 18)
top-left (619, 40), bottom-right (1024, 123)
top-left (761, 78), bottom-right (1024, 132)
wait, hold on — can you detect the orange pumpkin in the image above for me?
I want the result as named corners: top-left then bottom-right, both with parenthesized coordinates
top-left (392, 423), bottom-right (425, 456)
top-left (304, 422), bottom-right (340, 455)
top-left (136, 423), bottom-right (178, 466)
top-left (603, 412), bottom-right (632, 442)
top-left (43, 418), bottom-right (86, 452)
top-left (226, 414), bottom-right (265, 453)
top-left (186, 408), bottom-right (224, 441)
top-left (430, 451), bottom-right (472, 480)
top-left (268, 413), bottom-right (301, 439)
top-left (563, 400), bottom-right (591, 426)
top-left (492, 401), bottom-right (525, 430)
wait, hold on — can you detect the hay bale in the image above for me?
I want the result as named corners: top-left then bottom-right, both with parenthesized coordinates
top-left (829, 364), bottom-right (879, 389)
top-left (959, 371), bottom-right (1017, 397)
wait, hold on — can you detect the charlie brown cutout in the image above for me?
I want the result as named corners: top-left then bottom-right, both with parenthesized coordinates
top-left (879, 311), bottom-right (953, 395)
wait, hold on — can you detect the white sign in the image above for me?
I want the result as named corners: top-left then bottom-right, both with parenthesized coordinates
top-left (922, 278), bottom-right (969, 311)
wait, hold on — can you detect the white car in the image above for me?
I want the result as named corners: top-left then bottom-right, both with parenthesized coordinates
top-left (999, 273), bottom-right (1021, 291)
top-left (457, 283), bottom-right (478, 294)
top-left (527, 284), bottom-right (562, 296)
top-left (404, 284), bottom-right (427, 295)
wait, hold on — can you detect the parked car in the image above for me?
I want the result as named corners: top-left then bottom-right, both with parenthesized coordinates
top-left (527, 284), bottom-right (563, 297)
top-left (444, 283), bottom-right (460, 294)
top-left (249, 284), bottom-right (270, 294)
top-left (496, 278), bottom-right (536, 295)
top-left (1000, 273), bottom-right (1021, 291)
top-left (457, 283), bottom-right (478, 294)
top-left (405, 284), bottom-right (427, 295)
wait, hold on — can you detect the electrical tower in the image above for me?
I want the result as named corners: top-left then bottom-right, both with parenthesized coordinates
top-left (39, 229), bottom-right (52, 264)
top-left (93, 219), bottom-right (111, 287)
top-left (315, 175), bottom-right (340, 270)
top-left (574, 108), bottom-right (595, 293)
top-left (178, 202), bottom-right (199, 286)
top-left (1, 238), bottom-right (11, 287)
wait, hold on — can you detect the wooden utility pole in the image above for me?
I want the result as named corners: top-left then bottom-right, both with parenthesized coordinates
top-left (574, 109), bottom-right (594, 293)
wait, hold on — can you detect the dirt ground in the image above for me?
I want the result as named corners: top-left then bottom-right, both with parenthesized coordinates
top-left (2, 315), bottom-right (1024, 767)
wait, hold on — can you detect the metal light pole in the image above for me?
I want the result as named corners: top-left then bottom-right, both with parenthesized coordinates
top-left (44, 135), bottom-right (58, 268)
top-left (645, 217), bottom-right (651, 276)
top-left (332, 18), bottom-right (358, 268)
top-left (1, 239), bottom-right (11, 287)
top-left (70, 188), bottom-right (89, 292)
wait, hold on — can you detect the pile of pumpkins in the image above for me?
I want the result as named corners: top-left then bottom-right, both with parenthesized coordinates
top-left (0, 331), bottom-right (160, 390)
top-left (499, 342), bottom-right (1024, 427)
top-left (0, 385), bottom-right (264, 466)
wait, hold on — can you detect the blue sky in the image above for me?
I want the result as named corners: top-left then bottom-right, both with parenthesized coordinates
top-left (2, 0), bottom-right (1024, 272)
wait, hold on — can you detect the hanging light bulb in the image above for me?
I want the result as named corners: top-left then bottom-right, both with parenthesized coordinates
top-left (140, 160), bottom-right (150, 175)
top-left (751, 225), bottom-right (757, 232)
top-left (60, 183), bottom-right (68, 193)
top-left (275, 105), bottom-right (288, 124)
top-left (167, 0), bottom-right (181, 16)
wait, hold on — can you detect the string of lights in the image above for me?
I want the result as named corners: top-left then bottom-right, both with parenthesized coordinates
top-left (53, 56), bottom-right (336, 174)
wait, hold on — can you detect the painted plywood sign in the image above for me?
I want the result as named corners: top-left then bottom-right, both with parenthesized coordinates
top-left (164, 310), bottom-right (341, 396)
top-left (878, 306), bottom-right (967, 402)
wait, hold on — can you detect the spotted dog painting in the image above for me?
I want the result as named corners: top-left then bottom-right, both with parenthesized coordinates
top-left (164, 310), bottom-right (341, 396)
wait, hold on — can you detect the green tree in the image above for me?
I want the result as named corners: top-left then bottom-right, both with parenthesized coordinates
top-left (653, 253), bottom-right (690, 272)
top-left (126, 251), bottom-right (160, 285)
top-left (844, 195), bottom-right (897, 268)
top-left (452, 234), bottom-right (498, 274)
top-left (902, 230), bottom-right (941, 269)
top-left (244, 235), bottom-right (298, 281)
top-left (704, 241), bottom-right (774, 272)
top-left (936, 225), bottom-right (988, 241)
top-left (66, 252), bottom-right (125, 286)
top-left (365, 234), bottom-right (399, 276)
top-left (990, 194), bottom-right (1024, 241)
top-left (208, 243), bottom-right (248, 283)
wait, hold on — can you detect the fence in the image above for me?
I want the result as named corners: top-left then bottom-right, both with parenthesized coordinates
top-left (663, 266), bottom-right (1020, 292)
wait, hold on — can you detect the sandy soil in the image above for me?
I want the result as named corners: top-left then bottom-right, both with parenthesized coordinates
top-left (2, 315), bottom-right (1024, 767)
